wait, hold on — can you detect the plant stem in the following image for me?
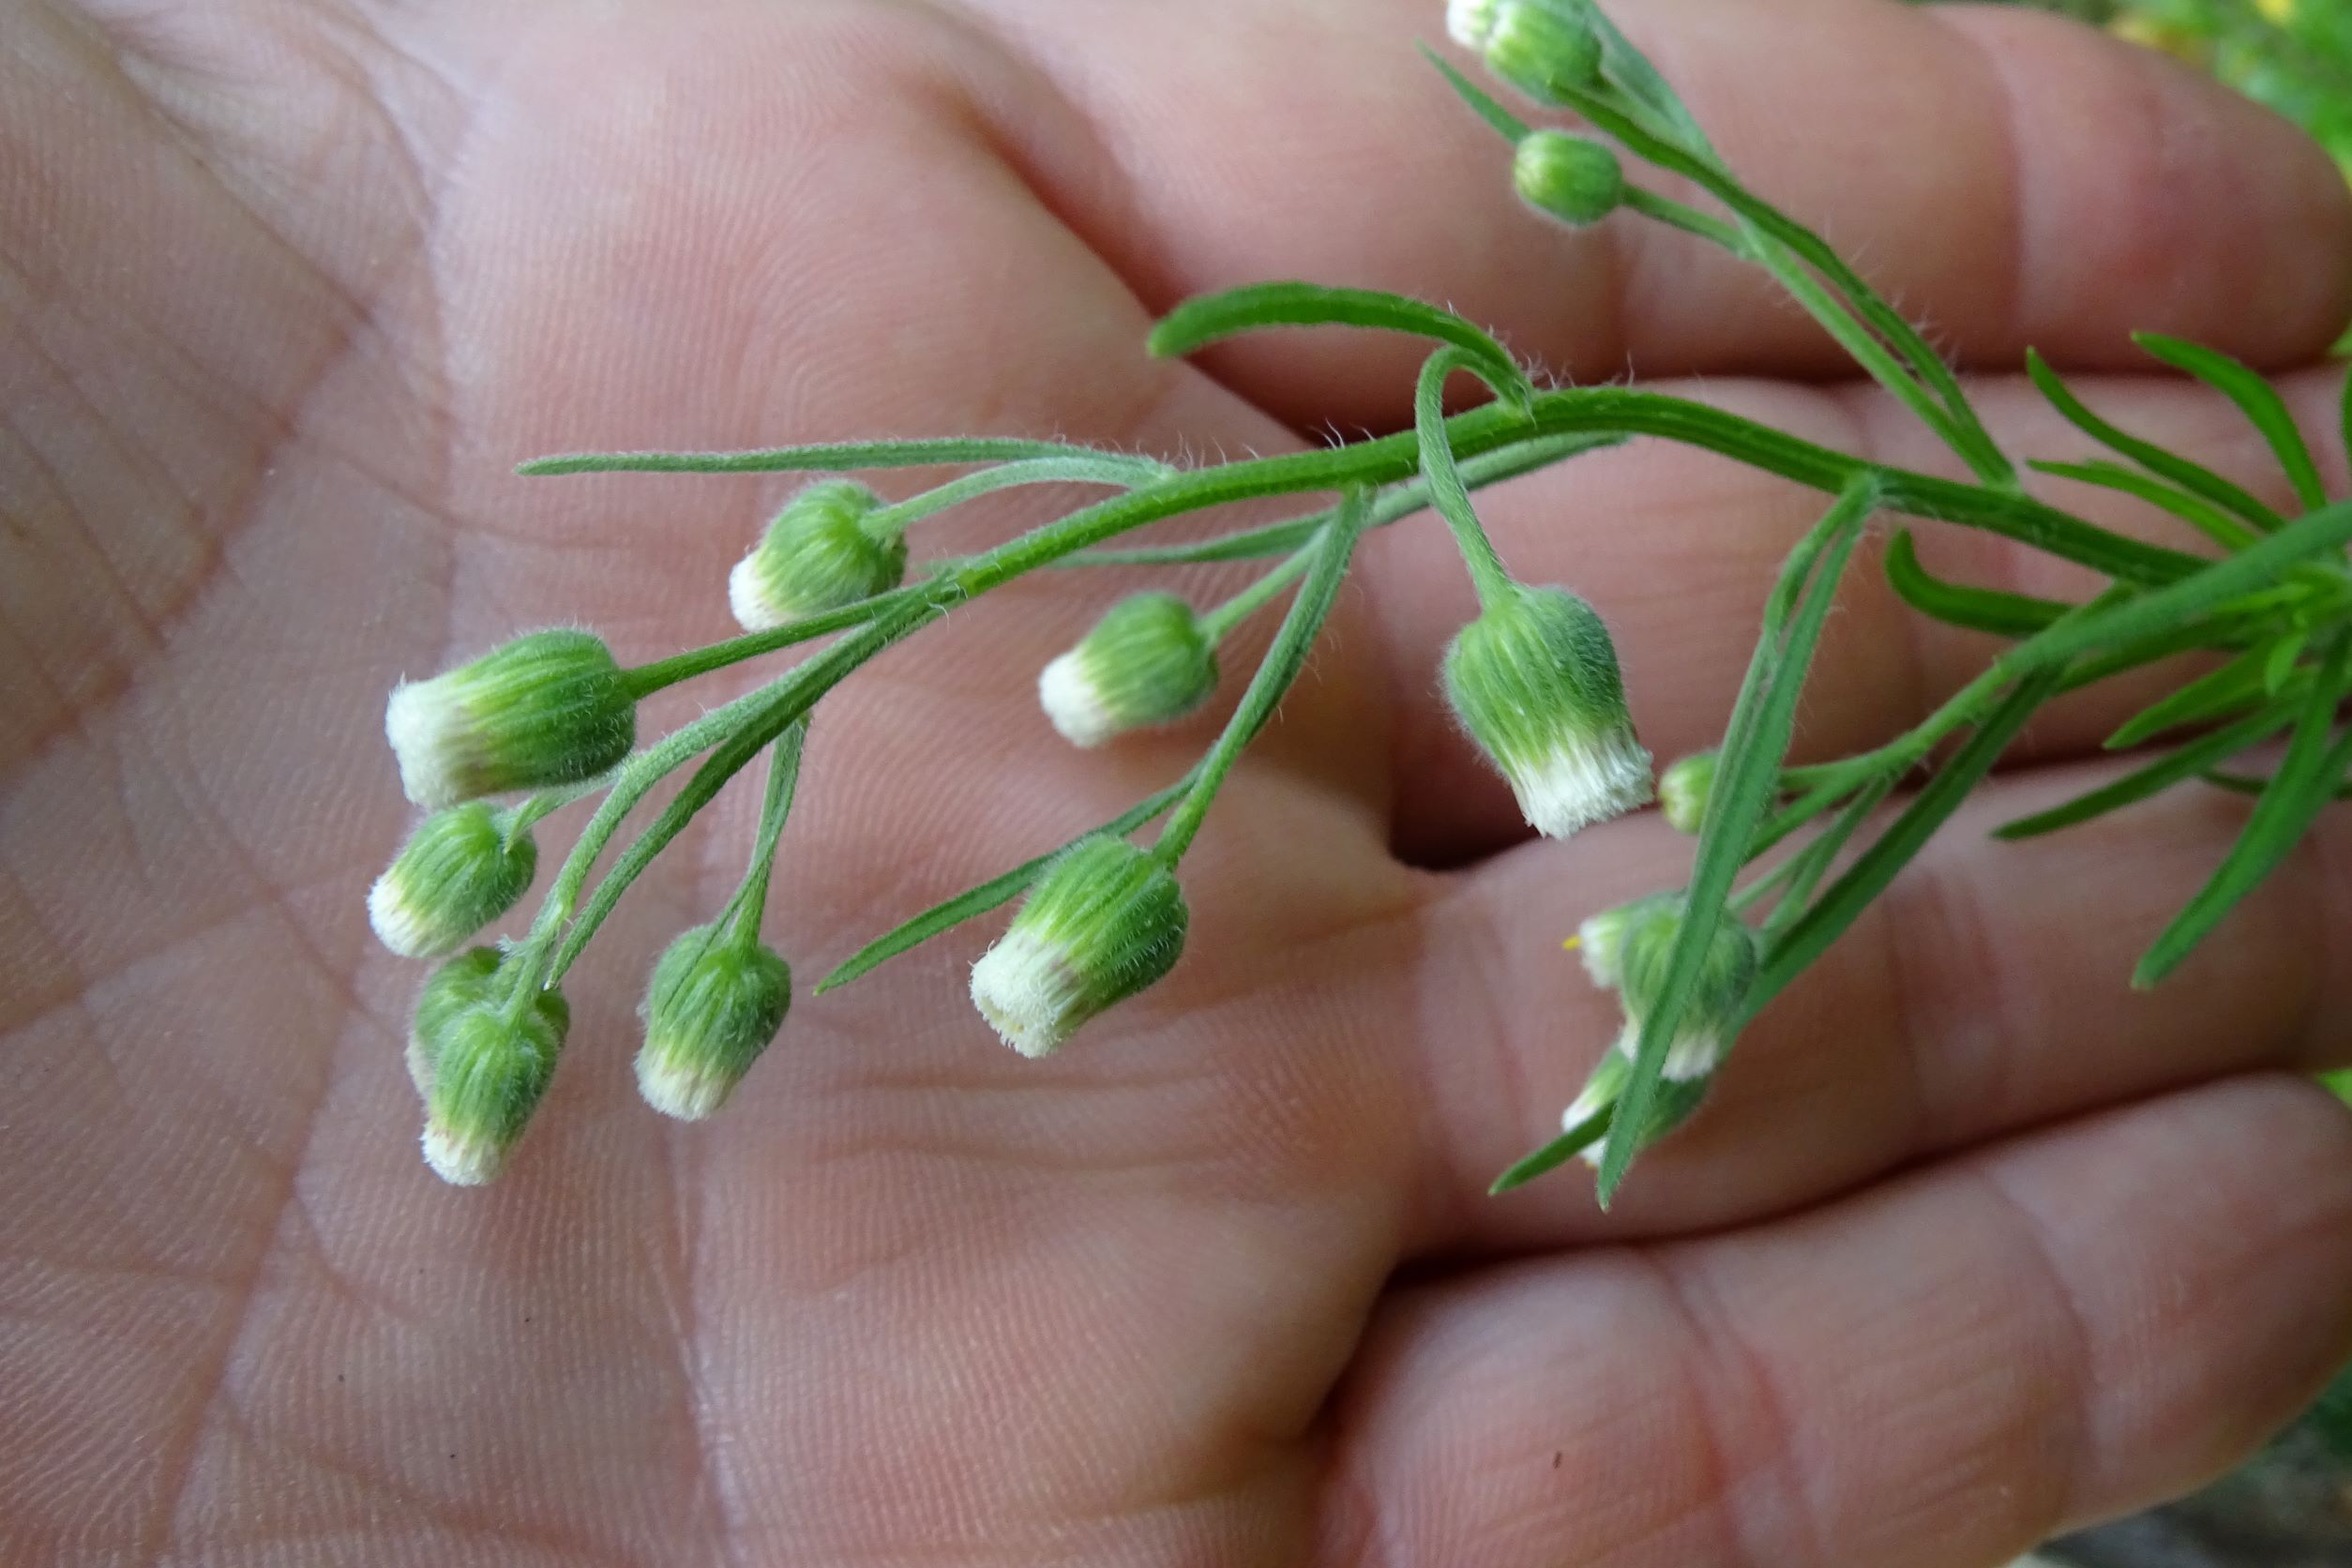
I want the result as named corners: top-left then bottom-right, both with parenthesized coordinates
top-left (724, 721), bottom-right (807, 949)
top-left (859, 453), bottom-right (1173, 540)
top-left (1415, 349), bottom-right (1520, 607)
top-left (1199, 548), bottom-right (1314, 642)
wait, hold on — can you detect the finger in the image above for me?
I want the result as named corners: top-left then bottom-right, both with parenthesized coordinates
top-left (1399, 747), bottom-right (2352, 1254)
top-left (967, 0), bottom-right (2352, 430)
top-left (1317, 1077), bottom-right (2352, 1568)
top-left (1370, 363), bottom-right (2350, 865)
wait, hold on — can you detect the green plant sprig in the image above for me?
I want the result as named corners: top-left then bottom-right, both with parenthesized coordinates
top-left (370, 0), bottom-right (2352, 1196)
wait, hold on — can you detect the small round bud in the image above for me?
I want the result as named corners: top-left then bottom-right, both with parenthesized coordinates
top-left (1574, 892), bottom-right (1675, 991)
top-left (728, 480), bottom-right (907, 631)
top-left (1485, 2), bottom-right (1603, 104)
top-left (422, 980), bottom-right (570, 1185)
top-left (385, 629), bottom-right (636, 809)
top-left (1037, 593), bottom-right (1219, 748)
top-left (368, 804), bottom-right (537, 958)
top-left (1443, 583), bottom-right (1653, 838)
top-left (1446, 0), bottom-right (1501, 50)
top-left (406, 945), bottom-right (503, 1097)
top-left (1514, 130), bottom-right (1623, 227)
top-left (970, 835), bottom-right (1188, 1058)
top-left (1658, 750), bottom-right (1717, 836)
top-left (1613, 899), bottom-right (1759, 1081)
top-left (636, 925), bottom-right (792, 1120)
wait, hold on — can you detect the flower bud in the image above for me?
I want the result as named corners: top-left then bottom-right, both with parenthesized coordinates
top-left (636, 925), bottom-right (792, 1120)
top-left (406, 945), bottom-right (502, 1097)
top-left (385, 630), bottom-right (636, 809)
top-left (422, 979), bottom-right (570, 1185)
top-left (728, 479), bottom-right (907, 631)
top-left (1613, 898), bottom-right (1759, 1081)
top-left (1484, 2), bottom-right (1603, 104)
top-left (1514, 130), bottom-right (1623, 227)
top-left (1573, 892), bottom-right (1675, 990)
top-left (970, 835), bottom-right (1188, 1058)
top-left (1658, 750), bottom-right (1717, 836)
top-left (1443, 583), bottom-right (1653, 837)
top-left (369, 804), bottom-right (537, 958)
top-left (1446, 0), bottom-right (1500, 49)
top-left (1038, 592), bottom-right (1219, 748)
top-left (1559, 1047), bottom-right (1708, 1168)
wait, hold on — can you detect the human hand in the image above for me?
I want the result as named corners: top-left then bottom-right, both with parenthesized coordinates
top-left (7, 2), bottom-right (2352, 1563)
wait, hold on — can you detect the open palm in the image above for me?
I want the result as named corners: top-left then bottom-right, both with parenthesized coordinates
top-left (8, 2), bottom-right (2352, 1563)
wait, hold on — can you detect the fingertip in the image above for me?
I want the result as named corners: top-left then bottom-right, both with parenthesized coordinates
top-left (1934, 4), bottom-right (2352, 368)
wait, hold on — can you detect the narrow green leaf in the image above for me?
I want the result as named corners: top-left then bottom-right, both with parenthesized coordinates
top-left (2265, 632), bottom-right (2310, 695)
top-left (1489, 1108), bottom-right (1612, 1196)
top-left (1597, 480), bottom-right (1878, 1201)
top-left (1565, 0), bottom-right (1717, 153)
top-left (1996, 701), bottom-right (2299, 841)
top-left (2103, 649), bottom-right (2269, 751)
top-left (1419, 45), bottom-right (1531, 143)
top-left (2134, 332), bottom-right (2326, 513)
top-left (1149, 281), bottom-right (1530, 402)
top-left (2026, 349), bottom-right (2285, 534)
top-left (2204, 769), bottom-right (2352, 803)
top-left (2133, 640), bottom-right (2352, 988)
top-left (2028, 458), bottom-right (2256, 552)
top-left (1882, 529), bottom-right (2070, 639)
top-left (816, 774), bottom-right (1196, 994)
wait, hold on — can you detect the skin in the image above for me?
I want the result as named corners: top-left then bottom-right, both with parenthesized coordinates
top-left (6, 0), bottom-right (2352, 1563)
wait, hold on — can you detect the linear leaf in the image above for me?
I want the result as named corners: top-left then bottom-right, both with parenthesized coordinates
top-left (520, 437), bottom-right (1123, 476)
top-left (2027, 349), bottom-right (2285, 534)
top-left (1996, 701), bottom-right (2299, 841)
top-left (2133, 640), bottom-right (2352, 988)
top-left (2028, 458), bottom-right (2255, 552)
top-left (1882, 529), bottom-right (2070, 638)
top-left (2103, 649), bottom-right (2270, 751)
top-left (1149, 280), bottom-right (1528, 400)
top-left (1596, 479), bottom-right (1877, 1201)
top-left (816, 774), bottom-right (1196, 993)
top-left (1420, 46), bottom-right (1532, 143)
top-left (2134, 332), bottom-right (2326, 513)
top-left (1489, 1108), bottom-right (1612, 1196)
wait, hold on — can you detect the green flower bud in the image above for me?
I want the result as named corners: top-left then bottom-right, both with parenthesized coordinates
top-left (1614, 898), bottom-right (1759, 1081)
top-left (728, 479), bottom-right (906, 630)
top-left (1471, 2), bottom-right (1603, 104)
top-left (1658, 750), bottom-right (1718, 836)
top-left (368, 804), bottom-right (537, 958)
top-left (636, 924), bottom-right (792, 1120)
top-left (1559, 1046), bottom-right (1708, 1169)
top-left (1514, 130), bottom-right (1624, 227)
top-left (969, 835), bottom-right (1188, 1058)
top-left (1443, 583), bottom-right (1653, 838)
top-left (1446, 0), bottom-right (1501, 48)
top-left (406, 945), bottom-right (503, 1097)
top-left (1038, 592), bottom-right (1219, 748)
top-left (1573, 892), bottom-right (1676, 991)
top-left (385, 629), bottom-right (636, 809)
top-left (422, 977), bottom-right (570, 1185)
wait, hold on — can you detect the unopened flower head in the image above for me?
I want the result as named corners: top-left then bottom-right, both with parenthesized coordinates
top-left (636, 924), bottom-right (792, 1121)
top-left (1038, 592), bottom-right (1218, 748)
top-left (729, 479), bottom-right (906, 631)
top-left (385, 629), bottom-right (635, 809)
top-left (1558, 1039), bottom-right (1708, 1168)
top-left (1514, 130), bottom-right (1624, 228)
top-left (1443, 583), bottom-right (1653, 837)
top-left (406, 945), bottom-right (503, 1097)
top-left (1658, 750), bottom-right (1718, 836)
top-left (1574, 892), bottom-right (1676, 990)
top-left (422, 979), bottom-right (570, 1185)
top-left (969, 835), bottom-right (1188, 1058)
top-left (369, 803), bottom-right (537, 958)
top-left (1612, 899), bottom-right (1759, 1081)
top-left (1484, 2), bottom-right (1603, 104)
top-left (1446, 0), bottom-right (1501, 49)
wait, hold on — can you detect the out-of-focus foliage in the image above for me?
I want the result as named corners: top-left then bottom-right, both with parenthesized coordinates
top-left (1924, 2), bottom-right (2352, 175)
